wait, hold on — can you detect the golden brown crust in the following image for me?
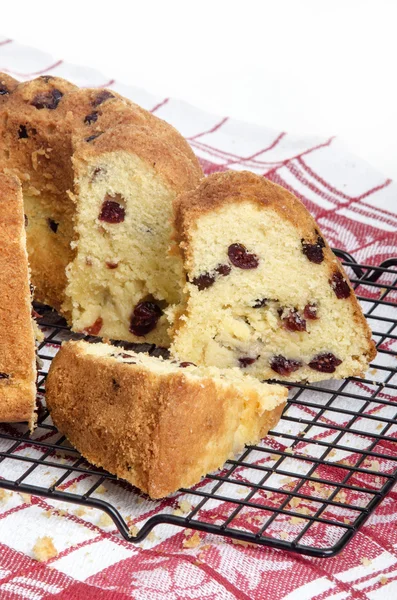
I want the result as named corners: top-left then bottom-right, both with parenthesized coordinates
top-left (60, 87), bottom-right (200, 169)
top-left (0, 173), bottom-right (37, 426)
top-left (73, 123), bottom-right (203, 194)
top-left (46, 341), bottom-right (286, 498)
top-left (0, 73), bottom-right (18, 104)
top-left (173, 170), bottom-right (376, 365)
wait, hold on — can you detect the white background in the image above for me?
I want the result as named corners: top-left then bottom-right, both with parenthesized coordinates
top-left (2, 0), bottom-right (397, 180)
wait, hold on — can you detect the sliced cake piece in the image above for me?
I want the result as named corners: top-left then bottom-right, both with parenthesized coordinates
top-left (63, 124), bottom-right (202, 346)
top-left (169, 171), bottom-right (376, 382)
top-left (0, 174), bottom-right (37, 428)
top-left (46, 340), bottom-right (287, 498)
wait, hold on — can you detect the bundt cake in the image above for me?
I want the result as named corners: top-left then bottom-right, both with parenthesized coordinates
top-left (46, 340), bottom-right (287, 498)
top-left (0, 75), bottom-right (203, 345)
top-left (0, 174), bottom-right (37, 428)
top-left (169, 171), bottom-right (376, 382)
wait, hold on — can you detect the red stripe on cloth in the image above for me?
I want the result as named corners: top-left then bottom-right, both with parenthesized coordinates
top-left (150, 97), bottom-right (169, 113)
top-left (0, 39), bottom-right (12, 47)
top-left (0, 59), bottom-right (63, 78)
top-left (98, 79), bottom-right (116, 88)
top-left (188, 116), bottom-right (229, 140)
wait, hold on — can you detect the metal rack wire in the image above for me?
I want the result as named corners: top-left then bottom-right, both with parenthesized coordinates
top-left (0, 249), bottom-right (396, 557)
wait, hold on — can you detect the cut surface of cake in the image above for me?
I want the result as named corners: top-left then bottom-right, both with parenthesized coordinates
top-left (0, 75), bottom-right (203, 343)
top-left (46, 340), bottom-right (287, 498)
top-left (64, 124), bottom-right (202, 346)
top-left (0, 174), bottom-right (37, 428)
top-left (169, 171), bottom-right (376, 382)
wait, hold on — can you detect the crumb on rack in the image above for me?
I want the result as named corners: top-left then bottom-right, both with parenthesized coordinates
top-left (361, 557), bottom-right (372, 567)
top-left (128, 524), bottom-right (138, 536)
top-left (19, 492), bottom-right (31, 504)
top-left (98, 512), bottom-right (113, 528)
top-left (182, 531), bottom-right (202, 549)
top-left (32, 536), bottom-right (58, 561)
top-left (96, 485), bottom-right (107, 494)
top-left (380, 575), bottom-right (388, 585)
top-left (74, 506), bottom-right (87, 517)
top-left (0, 489), bottom-right (10, 502)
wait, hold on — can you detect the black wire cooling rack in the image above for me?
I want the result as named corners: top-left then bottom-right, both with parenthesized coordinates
top-left (0, 249), bottom-right (396, 558)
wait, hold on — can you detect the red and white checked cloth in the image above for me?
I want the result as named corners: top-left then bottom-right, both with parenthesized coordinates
top-left (1, 36), bottom-right (397, 600)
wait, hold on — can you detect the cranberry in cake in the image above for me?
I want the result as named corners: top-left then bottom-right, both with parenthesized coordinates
top-left (169, 171), bottom-right (376, 382)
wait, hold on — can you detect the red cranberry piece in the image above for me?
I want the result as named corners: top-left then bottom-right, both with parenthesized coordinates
top-left (82, 317), bottom-right (103, 336)
top-left (216, 264), bottom-right (231, 277)
top-left (282, 309), bottom-right (307, 332)
top-left (24, 214), bottom-right (28, 228)
top-left (129, 301), bottom-right (163, 336)
top-left (191, 272), bottom-right (216, 290)
top-left (301, 235), bottom-right (325, 264)
top-left (304, 303), bottom-right (318, 320)
top-left (48, 218), bottom-right (58, 233)
top-left (18, 125), bottom-right (28, 139)
top-left (106, 261), bottom-right (119, 269)
top-left (239, 356), bottom-right (259, 368)
top-left (85, 132), bottom-right (103, 143)
top-left (180, 361), bottom-right (197, 368)
top-left (253, 298), bottom-right (268, 308)
top-left (84, 111), bottom-right (99, 125)
top-left (0, 373), bottom-right (10, 379)
top-left (270, 355), bottom-right (302, 376)
top-left (31, 89), bottom-right (63, 110)
top-left (308, 352), bottom-right (342, 373)
top-left (0, 84), bottom-right (10, 96)
top-left (92, 90), bottom-right (115, 107)
top-left (228, 243), bottom-right (259, 269)
top-left (330, 271), bottom-right (351, 299)
top-left (99, 195), bottom-right (125, 224)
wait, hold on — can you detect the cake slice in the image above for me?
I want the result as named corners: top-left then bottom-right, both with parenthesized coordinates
top-left (0, 174), bottom-right (37, 428)
top-left (169, 171), bottom-right (376, 382)
top-left (46, 340), bottom-right (287, 498)
top-left (63, 124), bottom-right (202, 346)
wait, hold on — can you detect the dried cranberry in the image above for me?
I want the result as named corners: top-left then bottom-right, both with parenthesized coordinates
top-left (0, 84), bottom-right (9, 96)
top-left (228, 243), bottom-right (259, 269)
top-left (18, 125), bottom-right (28, 139)
top-left (180, 361), bottom-right (197, 368)
top-left (129, 301), bottom-right (163, 336)
top-left (92, 90), bottom-right (115, 107)
top-left (24, 214), bottom-right (28, 228)
top-left (84, 111), bottom-right (99, 125)
top-left (82, 317), bottom-right (103, 336)
top-left (120, 353), bottom-right (135, 360)
top-left (85, 132), bottom-right (103, 143)
top-left (304, 303), bottom-right (318, 320)
top-left (308, 352), bottom-right (342, 373)
top-left (99, 195), bottom-right (125, 224)
top-left (0, 373), bottom-right (10, 379)
top-left (330, 271), bottom-right (350, 299)
top-left (239, 356), bottom-right (259, 368)
top-left (106, 261), bottom-right (119, 269)
top-left (282, 309), bottom-right (307, 332)
top-left (31, 89), bottom-right (63, 110)
top-left (301, 235), bottom-right (325, 264)
top-left (270, 356), bottom-right (302, 376)
top-left (39, 75), bottom-right (54, 83)
top-left (253, 298), bottom-right (268, 308)
top-left (191, 272), bottom-right (216, 290)
top-left (216, 264), bottom-right (231, 277)
top-left (48, 218), bottom-right (58, 233)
